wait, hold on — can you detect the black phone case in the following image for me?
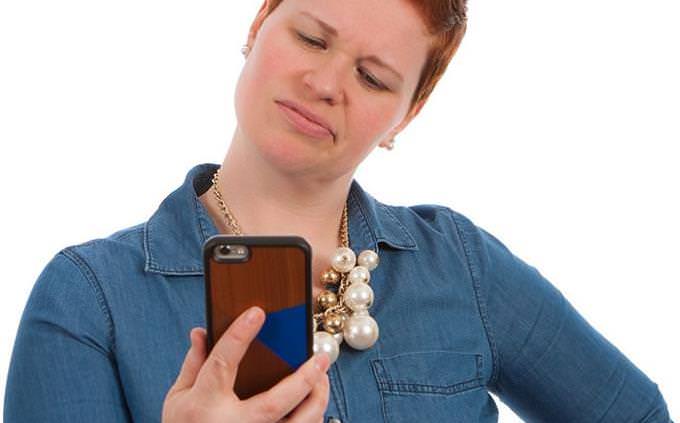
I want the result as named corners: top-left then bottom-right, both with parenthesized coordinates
top-left (203, 235), bottom-right (312, 399)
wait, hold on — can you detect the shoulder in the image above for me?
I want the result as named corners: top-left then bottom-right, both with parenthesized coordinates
top-left (60, 222), bottom-right (147, 274)
top-left (23, 225), bottom-right (149, 348)
top-left (378, 199), bottom-right (479, 248)
top-left (31, 222), bottom-right (149, 309)
top-left (379, 199), bottom-right (520, 276)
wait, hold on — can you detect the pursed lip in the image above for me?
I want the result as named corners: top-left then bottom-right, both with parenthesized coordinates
top-left (275, 99), bottom-right (336, 141)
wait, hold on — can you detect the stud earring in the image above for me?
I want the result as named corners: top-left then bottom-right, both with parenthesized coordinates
top-left (384, 138), bottom-right (395, 150)
top-left (241, 44), bottom-right (250, 57)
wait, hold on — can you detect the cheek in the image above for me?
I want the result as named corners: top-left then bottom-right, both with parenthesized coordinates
top-left (249, 31), bottom-right (297, 87)
top-left (347, 102), bottom-right (400, 149)
top-left (343, 85), bottom-right (407, 146)
top-left (234, 33), bottom-right (291, 129)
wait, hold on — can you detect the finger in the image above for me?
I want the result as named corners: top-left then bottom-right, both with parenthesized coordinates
top-left (285, 374), bottom-right (329, 423)
top-left (242, 353), bottom-right (330, 423)
top-left (169, 327), bottom-right (208, 393)
top-left (193, 306), bottom-right (265, 397)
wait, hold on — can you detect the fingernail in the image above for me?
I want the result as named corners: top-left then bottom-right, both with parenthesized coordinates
top-left (245, 307), bottom-right (261, 324)
top-left (314, 352), bottom-right (330, 372)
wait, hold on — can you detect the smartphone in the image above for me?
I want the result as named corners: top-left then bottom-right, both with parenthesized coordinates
top-left (203, 235), bottom-right (313, 400)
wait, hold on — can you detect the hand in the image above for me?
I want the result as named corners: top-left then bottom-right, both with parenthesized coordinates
top-left (162, 306), bottom-right (331, 422)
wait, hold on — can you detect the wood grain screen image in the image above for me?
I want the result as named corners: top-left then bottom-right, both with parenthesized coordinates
top-left (203, 236), bottom-right (312, 399)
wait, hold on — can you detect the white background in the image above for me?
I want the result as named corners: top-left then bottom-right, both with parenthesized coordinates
top-left (1, 0), bottom-right (678, 421)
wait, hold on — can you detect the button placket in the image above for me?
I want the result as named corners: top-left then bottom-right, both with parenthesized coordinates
top-left (326, 360), bottom-right (349, 423)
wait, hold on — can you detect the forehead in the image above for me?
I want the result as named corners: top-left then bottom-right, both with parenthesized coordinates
top-left (272, 0), bottom-right (432, 77)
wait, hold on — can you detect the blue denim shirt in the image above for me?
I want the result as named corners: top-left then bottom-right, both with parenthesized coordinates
top-left (5, 163), bottom-right (672, 422)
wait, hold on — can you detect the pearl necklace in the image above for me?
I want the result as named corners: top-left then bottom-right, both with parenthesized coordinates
top-left (210, 167), bottom-right (380, 365)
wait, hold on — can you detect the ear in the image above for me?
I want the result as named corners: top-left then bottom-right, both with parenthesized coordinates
top-left (379, 98), bottom-right (426, 148)
top-left (247, 0), bottom-right (272, 49)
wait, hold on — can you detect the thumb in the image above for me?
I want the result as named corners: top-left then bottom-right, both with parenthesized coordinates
top-left (170, 327), bottom-right (208, 393)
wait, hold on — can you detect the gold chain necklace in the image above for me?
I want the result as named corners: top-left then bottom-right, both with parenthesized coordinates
top-left (210, 167), bottom-right (380, 364)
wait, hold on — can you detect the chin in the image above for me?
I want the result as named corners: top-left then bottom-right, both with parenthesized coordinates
top-left (252, 129), bottom-right (330, 176)
top-left (237, 96), bottom-right (336, 177)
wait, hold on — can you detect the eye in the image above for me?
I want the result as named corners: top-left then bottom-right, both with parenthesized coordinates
top-left (295, 31), bottom-right (326, 49)
top-left (357, 67), bottom-right (387, 91)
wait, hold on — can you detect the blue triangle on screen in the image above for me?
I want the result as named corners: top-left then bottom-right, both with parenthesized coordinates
top-left (256, 304), bottom-right (307, 369)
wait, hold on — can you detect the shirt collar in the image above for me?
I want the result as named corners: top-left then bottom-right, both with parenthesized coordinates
top-left (143, 163), bottom-right (418, 276)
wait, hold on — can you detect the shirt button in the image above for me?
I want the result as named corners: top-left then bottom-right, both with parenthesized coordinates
top-left (328, 418), bottom-right (342, 423)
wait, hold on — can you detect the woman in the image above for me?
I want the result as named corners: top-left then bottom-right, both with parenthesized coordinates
top-left (4, 0), bottom-right (673, 421)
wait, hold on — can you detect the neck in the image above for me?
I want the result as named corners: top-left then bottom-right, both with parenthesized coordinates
top-left (200, 127), bottom-right (353, 252)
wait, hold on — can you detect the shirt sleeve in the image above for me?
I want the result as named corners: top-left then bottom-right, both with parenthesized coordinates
top-left (4, 249), bottom-right (132, 422)
top-left (451, 211), bottom-right (673, 422)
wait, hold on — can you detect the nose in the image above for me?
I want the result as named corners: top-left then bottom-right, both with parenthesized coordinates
top-left (302, 57), bottom-right (345, 106)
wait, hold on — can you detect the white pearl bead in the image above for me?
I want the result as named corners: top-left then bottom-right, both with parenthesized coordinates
top-left (358, 250), bottom-right (379, 271)
top-left (313, 331), bottom-right (339, 364)
top-left (348, 265), bottom-right (370, 284)
top-left (332, 331), bottom-right (343, 345)
top-left (343, 282), bottom-right (374, 312)
top-left (331, 247), bottom-right (356, 273)
top-left (343, 314), bottom-right (379, 350)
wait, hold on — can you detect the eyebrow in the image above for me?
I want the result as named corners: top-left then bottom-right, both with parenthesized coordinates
top-left (299, 11), bottom-right (404, 82)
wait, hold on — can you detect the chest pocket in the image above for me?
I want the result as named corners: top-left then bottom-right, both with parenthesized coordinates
top-left (370, 350), bottom-right (485, 423)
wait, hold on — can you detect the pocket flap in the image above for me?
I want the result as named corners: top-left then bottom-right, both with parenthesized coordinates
top-left (371, 350), bottom-right (483, 395)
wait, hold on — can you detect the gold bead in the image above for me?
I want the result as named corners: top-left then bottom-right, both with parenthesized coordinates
top-left (320, 268), bottom-right (341, 286)
top-left (323, 312), bottom-right (345, 334)
top-left (317, 290), bottom-right (338, 310)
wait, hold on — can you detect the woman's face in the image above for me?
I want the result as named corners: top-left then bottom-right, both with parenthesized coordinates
top-left (234, 0), bottom-right (431, 181)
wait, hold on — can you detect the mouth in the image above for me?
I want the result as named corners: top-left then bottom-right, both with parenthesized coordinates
top-left (275, 100), bottom-right (336, 142)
